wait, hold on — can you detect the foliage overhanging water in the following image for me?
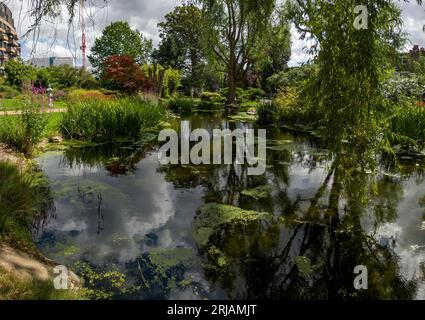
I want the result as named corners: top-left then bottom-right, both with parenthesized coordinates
top-left (35, 113), bottom-right (425, 300)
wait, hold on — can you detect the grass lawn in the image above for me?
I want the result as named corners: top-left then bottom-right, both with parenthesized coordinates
top-left (0, 99), bottom-right (66, 111)
top-left (0, 112), bottom-right (62, 138)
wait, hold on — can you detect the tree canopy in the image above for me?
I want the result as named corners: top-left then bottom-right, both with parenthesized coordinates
top-left (88, 21), bottom-right (152, 77)
top-left (192, 0), bottom-right (279, 104)
top-left (153, 4), bottom-right (206, 94)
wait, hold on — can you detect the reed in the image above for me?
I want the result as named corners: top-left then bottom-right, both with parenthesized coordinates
top-left (0, 161), bottom-right (53, 243)
top-left (59, 96), bottom-right (167, 141)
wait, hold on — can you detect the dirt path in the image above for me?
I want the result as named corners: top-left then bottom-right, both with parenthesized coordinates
top-left (0, 244), bottom-right (81, 288)
top-left (0, 108), bottom-right (66, 116)
top-left (0, 143), bottom-right (27, 170)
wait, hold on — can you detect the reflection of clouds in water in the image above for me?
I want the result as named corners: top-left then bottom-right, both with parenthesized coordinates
top-left (288, 164), bottom-right (327, 200)
top-left (376, 179), bottom-right (425, 300)
top-left (398, 249), bottom-right (425, 300)
top-left (62, 166), bottom-right (101, 177)
top-left (55, 219), bottom-right (88, 233)
top-left (123, 156), bottom-right (175, 236)
top-left (377, 223), bottom-right (403, 241)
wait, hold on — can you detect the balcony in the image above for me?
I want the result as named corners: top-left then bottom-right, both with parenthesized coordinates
top-left (8, 39), bottom-right (17, 47)
top-left (7, 28), bottom-right (16, 37)
top-left (6, 47), bottom-right (16, 55)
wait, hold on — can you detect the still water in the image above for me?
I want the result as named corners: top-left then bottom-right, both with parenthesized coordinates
top-left (35, 113), bottom-right (425, 300)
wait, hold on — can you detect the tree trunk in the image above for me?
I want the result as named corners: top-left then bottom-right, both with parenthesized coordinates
top-left (227, 49), bottom-right (237, 106)
top-left (190, 49), bottom-right (198, 97)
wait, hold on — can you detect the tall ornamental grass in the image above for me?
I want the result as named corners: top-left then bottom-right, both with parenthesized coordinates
top-left (391, 105), bottom-right (425, 143)
top-left (59, 96), bottom-right (167, 141)
top-left (0, 106), bottom-right (47, 156)
top-left (0, 161), bottom-right (53, 243)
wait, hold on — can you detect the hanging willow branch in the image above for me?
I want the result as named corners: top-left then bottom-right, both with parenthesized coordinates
top-left (24, 0), bottom-right (108, 35)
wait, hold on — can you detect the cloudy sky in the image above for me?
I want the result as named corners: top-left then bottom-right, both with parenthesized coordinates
top-left (3, 0), bottom-right (425, 67)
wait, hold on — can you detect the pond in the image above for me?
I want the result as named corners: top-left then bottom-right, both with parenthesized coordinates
top-left (35, 113), bottom-right (425, 300)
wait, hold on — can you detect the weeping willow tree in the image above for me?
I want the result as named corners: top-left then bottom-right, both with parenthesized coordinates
top-left (192, 0), bottom-right (277, 105)
top-left (284, 2), bottom-right (424, 291)
top-left (22, 0), bottom-right (108, 33)
top-left (290, 0), bottom-right (423, 159)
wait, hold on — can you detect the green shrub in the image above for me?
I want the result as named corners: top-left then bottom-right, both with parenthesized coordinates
top-left (257, 103), bottom-right (282, 125)
top-left (79, 77), bottom-right (100, 90)
top-left (266, 64), bottom-right (315, 93)
top-left (166, 97), bottom-right (195, 114)
top-left (197, 100), bottom-right (223, 111)
top-left (0, 162), bottom-right (53, 243)
top-left (384, 75), bottom-right (425, 105)
top-left (219, 87), bottom-right (265, 104)
top-left (0, 85), bottom-right (19, 99)
top-left (60, 97), bottom-right (167, 141)
top-left (240, 101), bottom-right (260, 111)
top-left (244, 88), bottom-right (266, 101)
top-left (200, 92), bottom-right (224, 103)
top-left (0, 106), bottom-right (48, 156)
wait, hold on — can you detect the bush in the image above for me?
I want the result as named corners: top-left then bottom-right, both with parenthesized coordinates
top-left (67, 89), bottom-right (113, 103)
top-left (244, 88), bottom-right (266, 101)
top-left (200, 92), bottom-right (224, 103)
top-left (219, 87), bottom-right (265, 104)
top-left (266, 65), bottom-right (315, 93)
top-left (197, 101), bottom-right (223, 111)
top-left (4, 59), bottom-right (37, 88)
top-left (257, 103), bottom-right (282, 125)
top-left (383, 75), bottom-right (425, 105)
top-left (240, 101), bottom-right (260, 111)
top-left (274, 86), bottom-right (299, 115)
top-left (0, 105), bottom-right (48, 156)
top-left (0, 85), bottom-right (19, 99)
top-left (60, 97), bottom-right (167, 141)
top-left (52, 89), bottom-right (68, 101)
top-left (79, 77), bottom-right (100, 90)
top-left (166, 97), bottom-right (196, 114)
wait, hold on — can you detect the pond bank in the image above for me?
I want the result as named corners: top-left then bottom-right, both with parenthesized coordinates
top-left (0, 145), bottom-right (83, 300)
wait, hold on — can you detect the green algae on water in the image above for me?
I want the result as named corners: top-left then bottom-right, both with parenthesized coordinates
top-left (293, 256), bottom-right (314, 277)
top-left (241, 185), bottom-right (272, 200)
top-left (194, 203), bottom-right (269, 246)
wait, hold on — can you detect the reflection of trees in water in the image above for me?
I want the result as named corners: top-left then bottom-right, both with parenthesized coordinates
top-left (61, 138), bottom-right (155, 176)
top-left (158, 115), bottom-right (420, 299)
top-left (197, 152), bottom-right (416, 299)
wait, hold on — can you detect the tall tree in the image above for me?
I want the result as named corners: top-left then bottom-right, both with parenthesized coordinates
top-left (289, 0), bottom-right (412, 157)
top-left (153, 5), bottom-right (206, 94)
top-left (4, 59), bottom-right (37, 88)
top-left (193, 0), bottom-right (276, 105)
top-left (251, 6), bottom-right (292, 87)
top-left (88, 21), bottom-right (152, 77)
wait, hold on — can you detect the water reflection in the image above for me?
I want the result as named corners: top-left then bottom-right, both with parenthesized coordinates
top-left (36, 113), bottom-right (425, 300)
